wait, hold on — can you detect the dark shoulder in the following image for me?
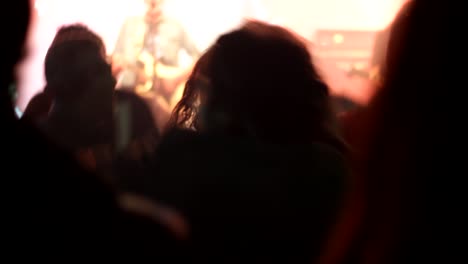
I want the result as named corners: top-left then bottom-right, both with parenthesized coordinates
top-left (15, 119), bottom-right (118, 207)
top-left (309, 141), bottom-right (347, 163)
top-left (158, 129), bottom-right (346, 168)
top-left (307, 142), bottom-right (349, 179)
top-left (158, 129), bottom-right (199, 150)
top-left (1, 120), bottom-right (122, 245)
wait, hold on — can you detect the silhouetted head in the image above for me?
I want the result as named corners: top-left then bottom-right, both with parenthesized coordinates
top-left (22, 92), bottom-right (53, 122)
top-left (371, 0), bottom-right (451, 135)
top-left (49, 24), bottom-right (106, 58)
top-left (114, 90), bottom-right (160, 150)
top-left (318, 2), bottom-right (455, 263)
top-left (172, 21), bottom-right (341, 146)
top-left (1, 0), bottom-right (30, 113)
top-left (44, 25), bottom-right (114, 108)
top-left (325, 1), bottom-right (454, 263)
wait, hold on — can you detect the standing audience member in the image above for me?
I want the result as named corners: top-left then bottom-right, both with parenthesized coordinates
top-left (41, 25), bottom-right (116, 179)
top-left (148, 21), bottom-right (348, 263)
top-left (1, 1), bottom-right (118, 255)
top-left (321, 1), bottom-right (455, 263)
top-left (114, 89), bottom-right (161, 194)
top-left (1, 1), bottom-right (187, 258)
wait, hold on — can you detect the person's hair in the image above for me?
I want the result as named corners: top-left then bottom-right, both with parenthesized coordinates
top-left (44, 25), bottom-right (112, 102)
top-left (171, 21), bottom-right (343, 148)
top-left (49, 24), bottom-right (106, 57)
top-left (320, 1), bottom-right (453, 263)
top-left (361, 2), bottom-right (450, 261)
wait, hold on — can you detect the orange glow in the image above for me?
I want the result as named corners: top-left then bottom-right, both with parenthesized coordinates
top-left (17, 0), bottom-right (406, 109)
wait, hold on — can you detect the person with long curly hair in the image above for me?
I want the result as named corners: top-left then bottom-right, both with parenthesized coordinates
top-left (146, 21), bottom-right (348, 263)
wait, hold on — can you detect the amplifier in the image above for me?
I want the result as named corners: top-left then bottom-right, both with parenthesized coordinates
top-left (314, 30), bottom-right (377, 74)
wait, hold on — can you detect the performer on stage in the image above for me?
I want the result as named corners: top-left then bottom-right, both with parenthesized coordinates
top-left (112, 0), bottom-right (200, 122)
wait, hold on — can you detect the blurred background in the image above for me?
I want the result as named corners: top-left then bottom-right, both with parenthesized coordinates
top-left (17, 0), bottom-right (406, 110)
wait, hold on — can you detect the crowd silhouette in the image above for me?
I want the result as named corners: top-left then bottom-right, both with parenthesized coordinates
top-left (2, 0), bottom-right (452, 262)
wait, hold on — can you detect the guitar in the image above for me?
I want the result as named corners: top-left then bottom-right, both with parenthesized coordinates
top-left (134, 51), bottom-right (191, 113)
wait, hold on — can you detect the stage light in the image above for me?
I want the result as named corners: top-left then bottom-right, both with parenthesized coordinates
top-left (333, 34), bottom-right (345, 44)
